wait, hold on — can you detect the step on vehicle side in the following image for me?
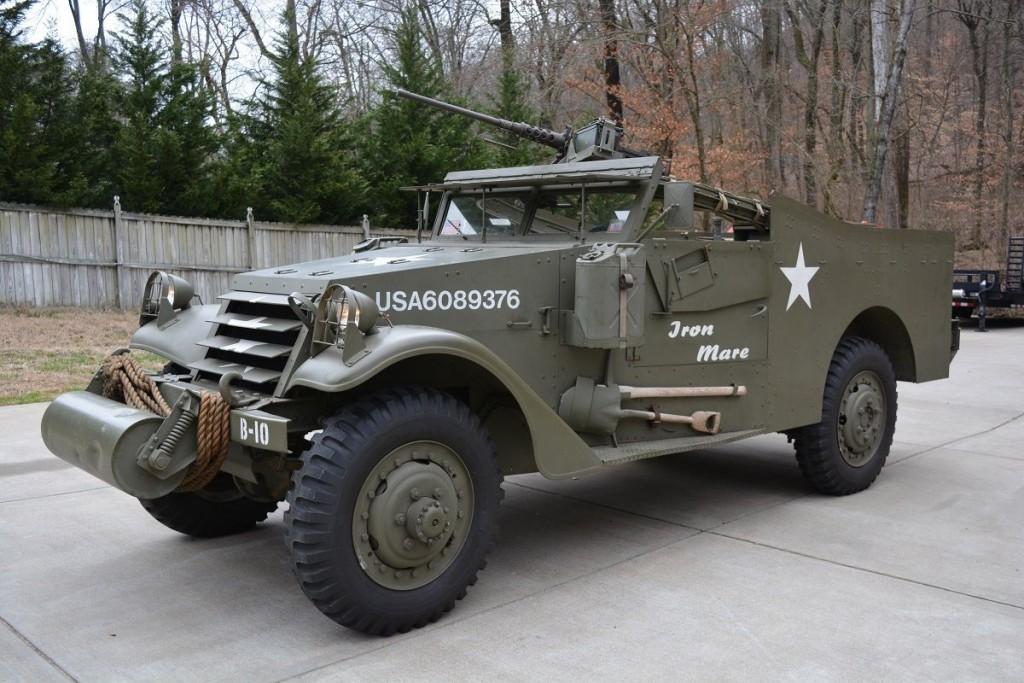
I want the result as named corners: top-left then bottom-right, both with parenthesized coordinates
top-left (40, 90), bottom-right (958, 636)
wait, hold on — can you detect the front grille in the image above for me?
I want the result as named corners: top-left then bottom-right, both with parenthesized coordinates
top-left (190, 291), bottom-right (302, 391)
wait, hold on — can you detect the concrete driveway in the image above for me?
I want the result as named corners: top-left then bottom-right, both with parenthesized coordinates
top-left (2, 324), bottom-right (1022, 681)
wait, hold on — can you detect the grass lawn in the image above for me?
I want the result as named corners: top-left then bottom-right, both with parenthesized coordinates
top-left (0, 307), bottom-right (164, 405)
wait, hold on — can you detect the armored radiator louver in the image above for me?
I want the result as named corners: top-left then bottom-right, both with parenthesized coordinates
top-left (190, 292), bottom-right (302, 390)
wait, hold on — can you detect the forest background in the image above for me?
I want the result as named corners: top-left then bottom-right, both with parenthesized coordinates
top-left (1, 0), bottom-right (1022, 266)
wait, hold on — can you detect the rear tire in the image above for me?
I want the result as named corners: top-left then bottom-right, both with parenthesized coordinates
top-left (285, 386), bottom-right (503, 636)
top-left (140, 475), bottom-right (278, 538)
top-left (793, 336), bottom-right (897, 495)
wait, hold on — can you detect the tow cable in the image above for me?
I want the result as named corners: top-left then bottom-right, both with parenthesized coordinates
top-left (100, 354), bottom-right (231, 492)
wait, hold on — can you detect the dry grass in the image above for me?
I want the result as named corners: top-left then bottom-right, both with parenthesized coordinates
top-left (0, 307), bottom-right (163, 405)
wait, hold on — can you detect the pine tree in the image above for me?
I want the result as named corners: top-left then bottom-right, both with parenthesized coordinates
top-left (240, 0), bottom-right (365, 224)
top-left (62, 61), bottom-right (121, 207)
top-left (156, 61), bottom-right (220, 215)
top-left (487, 4), bottom-right (540, 169)
top-left (109, 0), bottom-right (219, 215)
top-left (362, 5), bottom-right (487, 227)
top-left (111, 0), bottom-right (164, 212)
top-left (490, 63), bottom-right (542, 167)
top-left (0, 0), bottom-right (75, 203)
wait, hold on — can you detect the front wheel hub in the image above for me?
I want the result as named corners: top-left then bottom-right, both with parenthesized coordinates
top-left (837, 370), bottom-right (886, 467)
top-left (354, 441), bottom-right (473, 590)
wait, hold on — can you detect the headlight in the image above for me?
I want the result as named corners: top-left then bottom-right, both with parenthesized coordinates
top-left (140, 271), bottom-right (194, 327)
top-left (312, 284), bottom-right (379, 352)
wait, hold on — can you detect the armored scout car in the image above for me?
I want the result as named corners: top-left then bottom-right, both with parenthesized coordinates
top-left (41, 90), bottom-right (958, 635)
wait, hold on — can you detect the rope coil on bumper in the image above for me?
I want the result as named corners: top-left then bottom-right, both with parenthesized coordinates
top-left (100, 355), bottom-right (230, 492)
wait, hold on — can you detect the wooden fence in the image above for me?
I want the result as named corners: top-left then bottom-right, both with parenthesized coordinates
top-left (0, 200), bottom-right (408, 309)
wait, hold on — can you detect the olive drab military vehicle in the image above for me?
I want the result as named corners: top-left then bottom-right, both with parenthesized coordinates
top-left (40, 89), bottom-right (958, 636)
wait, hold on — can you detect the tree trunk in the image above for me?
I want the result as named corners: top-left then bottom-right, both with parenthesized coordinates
top-left (66, 0), bottom-right (91, 67)
top-left (598, 0), bottom-right (623, 125)
top-left (681, 25), bottom-right (708, 184)
top-left (847, 3), bottom-right (867, 215)
top-left (170, 0), bottom-right (184, 66)
top-left (824, 0), bottom-right (846, 216)
top-left (894, 122), bottom-right (910, 228)
top-left (861, 0), bottom-right (916, 224)
top-left (759, 0), bottom-right (784, 193)
top-left (870, 0), bottom-right (889, 123)
top-left (956, 1), bottom-right (993, 245)
top-left (785, 0), bottom-right (828, 207)
top-left (495, 0), bottom-right (514, 61)
top-left (998, 1), bottom-right (1017, 246)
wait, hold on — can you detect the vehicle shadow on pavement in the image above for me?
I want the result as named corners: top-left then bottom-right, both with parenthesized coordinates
top-left (83, 440), bottom-right (807, 627)
top-left (503, 437), bottom-right (810, 532)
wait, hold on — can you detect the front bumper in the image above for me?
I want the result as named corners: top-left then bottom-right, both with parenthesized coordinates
top-left (40, 378), bottom-right (292, 499)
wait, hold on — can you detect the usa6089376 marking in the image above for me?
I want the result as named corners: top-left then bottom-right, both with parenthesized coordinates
top-left (375, 289), bottom-right (521, 312)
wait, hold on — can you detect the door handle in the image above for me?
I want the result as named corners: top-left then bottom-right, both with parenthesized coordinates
top-left (751, 304), bottom-right (768, 318)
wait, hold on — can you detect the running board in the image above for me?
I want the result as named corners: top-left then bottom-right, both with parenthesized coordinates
top-left (593, 428), bottom-right (766, 466)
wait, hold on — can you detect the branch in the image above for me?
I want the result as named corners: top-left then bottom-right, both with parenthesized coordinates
top-left (230, 0), bottom-right (271, 59)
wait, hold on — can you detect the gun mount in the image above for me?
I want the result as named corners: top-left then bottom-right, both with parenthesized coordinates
top-left (393, 88), bottom-right (769, 229)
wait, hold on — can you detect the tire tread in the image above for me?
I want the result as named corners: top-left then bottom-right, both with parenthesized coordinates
top-left (284, 386), bottom-right (503, 636)
top-left (793, 336), bottom-right (897, 496)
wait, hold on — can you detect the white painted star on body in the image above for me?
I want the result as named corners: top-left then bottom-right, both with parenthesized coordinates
top-left (780, 243), bottom-right (820, 310)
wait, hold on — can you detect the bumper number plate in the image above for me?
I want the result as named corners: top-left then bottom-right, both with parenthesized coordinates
top-left (230, 409), bottom-right (290, 452)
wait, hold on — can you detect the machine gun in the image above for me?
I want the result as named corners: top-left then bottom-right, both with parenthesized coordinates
top-left (391, 88), bottom-right (648, 164)
top-left (392, 88), bottom-right (770, 229)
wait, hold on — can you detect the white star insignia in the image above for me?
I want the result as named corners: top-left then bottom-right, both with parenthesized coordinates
top-left (780, 243), bottom-right (819, 310)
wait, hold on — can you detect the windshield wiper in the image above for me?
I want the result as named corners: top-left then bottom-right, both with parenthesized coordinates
top-left (445, 219), bottom-right (469, 240)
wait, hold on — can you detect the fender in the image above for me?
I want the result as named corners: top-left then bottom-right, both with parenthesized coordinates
top-left (130, 303), bottom-right (217, 366)
top-left (286, 325), bottom-right (602, 479)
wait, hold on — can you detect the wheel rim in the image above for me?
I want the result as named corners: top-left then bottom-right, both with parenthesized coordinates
top-left (352, 441), bottom-right (474, 590)
top-left (837, 370), bottom-right (886, 468)
top-left (194, 474), bottom-right (245, 502)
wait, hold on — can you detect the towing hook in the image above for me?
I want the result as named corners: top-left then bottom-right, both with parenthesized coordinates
top-left (219, 371), bottom-right (244, 407)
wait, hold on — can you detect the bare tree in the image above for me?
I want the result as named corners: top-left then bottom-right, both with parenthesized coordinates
top-left (598, 0), bottom-right (624, 124)
top-left (998, 0), bottom-right (1021, 245)
top-left (862, 0), bottom-right (915, 224)
top-left (956, 0), bottom-right (993, 244)
top-left (759, 0), bottom-right (784, 193)
top-left (785, 0), bottom-right (828, 206)
top-left (66, 0), bottom-right (122, 68)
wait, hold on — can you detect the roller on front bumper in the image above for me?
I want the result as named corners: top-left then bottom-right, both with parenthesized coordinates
top-left (40, 388), bottom-right (290, 499)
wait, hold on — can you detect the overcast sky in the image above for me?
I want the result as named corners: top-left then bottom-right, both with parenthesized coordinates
top-left (26, 0), bottom-right (91, 45)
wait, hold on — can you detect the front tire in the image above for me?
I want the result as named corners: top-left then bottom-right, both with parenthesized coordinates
top-left (140, 475), bottom-right (278, 537)
top-left (793, 336), bottom-right (897, 495)
top-left (285, 387), bottom-right (503, 636)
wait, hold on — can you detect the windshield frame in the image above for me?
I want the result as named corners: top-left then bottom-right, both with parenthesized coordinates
top-left (430, 179), bottom-right (656, 242)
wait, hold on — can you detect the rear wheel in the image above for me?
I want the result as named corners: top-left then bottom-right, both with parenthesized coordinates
top-left (793, 336), bottom-right (897, 495)
top-left (285, 386), bottom-right (503, 636)
top-left (140, 474), bottom-right (278, 537)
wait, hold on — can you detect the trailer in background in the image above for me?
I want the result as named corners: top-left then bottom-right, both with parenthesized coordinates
top-left (952, 236), bottom-right (1024, 331)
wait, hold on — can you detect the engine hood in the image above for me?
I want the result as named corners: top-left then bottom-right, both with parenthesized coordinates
top-left (231, 240), bottom-right (577, 296)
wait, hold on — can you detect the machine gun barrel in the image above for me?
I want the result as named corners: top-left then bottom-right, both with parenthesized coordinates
top-left (391, 88), bottom-right (568, 153)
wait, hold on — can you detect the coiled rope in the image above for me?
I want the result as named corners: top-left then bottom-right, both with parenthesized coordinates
top-left (101, 355), bottom-right (230, 492)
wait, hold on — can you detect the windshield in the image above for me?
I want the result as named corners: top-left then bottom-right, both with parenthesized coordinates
top-left (437, 186), bottom-right (641, 239)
